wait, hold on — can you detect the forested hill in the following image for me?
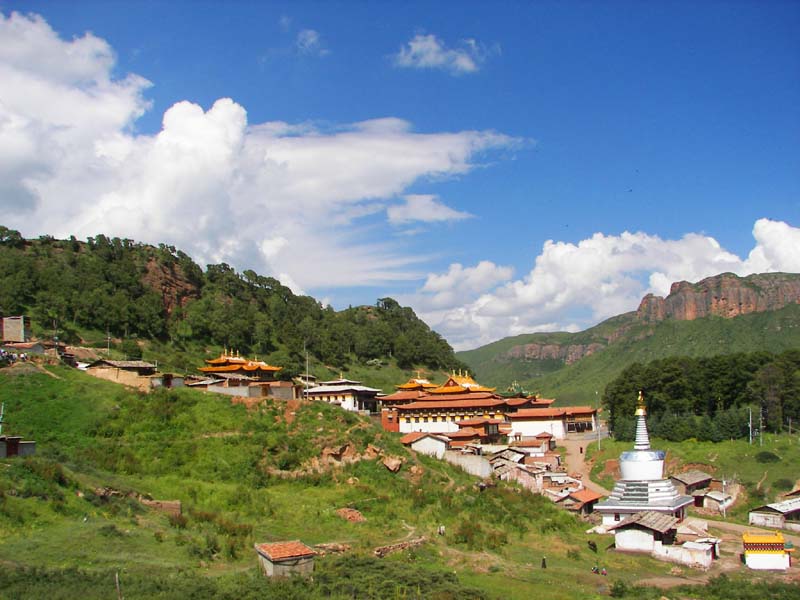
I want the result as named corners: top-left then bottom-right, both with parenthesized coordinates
top-left (0, 227), bottom-right (464, 377)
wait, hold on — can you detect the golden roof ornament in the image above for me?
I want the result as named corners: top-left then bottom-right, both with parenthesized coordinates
top-left (635, 390), bottom-right (646, 417)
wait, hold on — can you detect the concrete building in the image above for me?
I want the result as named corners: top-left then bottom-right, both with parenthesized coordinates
top-left (748, 497), bottom-right (800, 533)
top-left (742, 531), bottom-right (793, 570)
top-left (400, 432), bottom-right (449, 459)
top-left (305, 378), bottom-right (381, 413)
top-left (254, 540), bottom-right (315, 577)
top-left (608, 511), bottom-right (679, 553)
top-left (1, 316), bottom-right (31, 342)
top-left (595, 392), bottom-right (693, 527)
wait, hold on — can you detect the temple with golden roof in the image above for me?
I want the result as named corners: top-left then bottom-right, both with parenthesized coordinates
top-left (198, 350), bottom-right (282, 381)
top-left (378, 370), bottom-right (597, 439)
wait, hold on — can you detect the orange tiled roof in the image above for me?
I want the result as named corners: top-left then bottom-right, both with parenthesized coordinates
top-left (400, 432), bottom-right (428, 445)
top-left (395, 398), bottom-right (506, 411)
top-left (381, 390), bottom-right (427, 402)
top-left (506, 408), bottom-right (566, 419)
top-left (457, 417), bottom-right (504, 427)
top-left (255, 540), bottom-right (315, 560)
top-left (569, 489), bottom-right (603, 503)
top-left (446, 427), bottom-right (481, 439)
top-left (564, 406), bottom-right (596, 415)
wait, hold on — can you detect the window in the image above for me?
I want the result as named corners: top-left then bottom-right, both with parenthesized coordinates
top-left (614, 513), bottom-right (620, 521)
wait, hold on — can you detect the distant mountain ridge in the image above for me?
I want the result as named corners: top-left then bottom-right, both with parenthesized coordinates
top-left (458, 272), bottom-right (800, 400)
top-left (637, 272), bottom-right (800, 322)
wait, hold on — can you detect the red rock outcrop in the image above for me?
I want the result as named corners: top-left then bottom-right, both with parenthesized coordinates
top-left (141, 258), bottom-right (200, 316)
top-left (500, 273), bottom-right (800, 366)
top-left (636, 273), bottom-right (800, 323)
top-left (503, 342), bottom-right (605, 365)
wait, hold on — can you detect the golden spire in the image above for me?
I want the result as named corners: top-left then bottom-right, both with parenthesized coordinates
top-left (635, 390), bottom-right (646, 417)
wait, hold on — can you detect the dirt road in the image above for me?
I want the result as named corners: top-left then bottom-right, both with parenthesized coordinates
top-left (561, 433), bottom-right (611, 496)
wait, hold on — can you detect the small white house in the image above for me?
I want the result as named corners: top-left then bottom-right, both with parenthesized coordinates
top-left (400, 432), bottom-right (449, 459)
top-left (607, 511), bottom-right (678, 553)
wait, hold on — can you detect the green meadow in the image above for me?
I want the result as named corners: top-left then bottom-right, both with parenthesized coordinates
top-left (1, 365), bottom-right (797, 598)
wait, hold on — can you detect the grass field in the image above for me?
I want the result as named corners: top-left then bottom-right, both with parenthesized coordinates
top-left (1, 364), bottom-right (798, 598)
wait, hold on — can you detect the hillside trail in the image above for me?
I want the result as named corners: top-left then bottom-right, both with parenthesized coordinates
top-left (560, 434), bottom-right (611, 496)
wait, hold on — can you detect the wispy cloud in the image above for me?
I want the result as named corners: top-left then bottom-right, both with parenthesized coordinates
top-left (296, 28), bottom-right (329, 56)
top-left (387, 194), bottom-right (472, 225)
top-left (393, 33), bottom-right (492, 75)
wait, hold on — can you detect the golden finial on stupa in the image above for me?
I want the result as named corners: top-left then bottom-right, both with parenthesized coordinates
top-left (635, 390), bottom-right (646, 417)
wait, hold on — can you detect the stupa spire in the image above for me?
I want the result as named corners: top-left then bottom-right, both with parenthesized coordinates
top-left (633, 390), bottom-right (651, 450)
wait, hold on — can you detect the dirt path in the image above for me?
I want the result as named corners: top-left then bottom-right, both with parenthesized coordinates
top-left (561, 435), bottom-right (611, 496)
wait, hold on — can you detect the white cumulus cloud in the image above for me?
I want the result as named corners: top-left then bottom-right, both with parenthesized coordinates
top-left (412, 219), bottom-right (800, 350)
top-left (0, 11), bottom-right (518, 293)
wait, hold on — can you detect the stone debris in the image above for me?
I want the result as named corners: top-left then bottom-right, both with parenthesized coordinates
top-left (314, 542), bottom-right (351, 555)
top-left (373, 536), bottom-right (427, 558)
top-left (382, 456), bottom-right (403, 473)
top-left (336, 507), bottom-right (366, 523)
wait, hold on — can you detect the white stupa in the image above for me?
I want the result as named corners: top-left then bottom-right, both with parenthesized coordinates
top-left (595, 391), bottom-right (693, 527)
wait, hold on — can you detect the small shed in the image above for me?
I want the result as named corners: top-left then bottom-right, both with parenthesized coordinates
top-left (670, 470), bottom-right (713, 497)
top-left (748, 498), bottom-right (800, 533)
top-left (559, 488), bottom-right (604, 515)
top-left (607, 511), bottom-right (679, 553)
top-left (702, 490), bottom-right (733, 513)
top-left (254, 540), bottom-right (315, 577)
top-left (0, 435), bottom-right (36, 458)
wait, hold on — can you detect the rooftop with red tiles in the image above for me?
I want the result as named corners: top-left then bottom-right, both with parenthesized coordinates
top-left (255, 540), bottom-right (315, 561)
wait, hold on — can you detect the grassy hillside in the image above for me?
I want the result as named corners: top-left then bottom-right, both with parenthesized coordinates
top-left (460, 304), bottom-right (800, 404)
top-left (0, 364), bottom-right (663, 599)
top-left (2, 365), bottom-right (798, 598)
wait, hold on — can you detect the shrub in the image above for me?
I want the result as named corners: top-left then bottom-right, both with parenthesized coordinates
top-left (610, 579), bottom-right (629, 598)
top-left (168, 513), bottom-right (187, 529)
top-left (773, 478), bottom-right (794, 491)
top-left (755, 451), bottom-right (780, 463)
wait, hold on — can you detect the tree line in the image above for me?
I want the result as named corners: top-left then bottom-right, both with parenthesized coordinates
top-left (0, 227), bottom-right (465, 377)
top-left (604, 350), bottom-right (800, 441)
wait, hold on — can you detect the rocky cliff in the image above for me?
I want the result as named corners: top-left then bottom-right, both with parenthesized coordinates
top-left (636, 272), bottom-right (800, 323)
top-left (503, 342), bottom-right (605, 365)
top-left (500, 272), bottom-right (800, 364)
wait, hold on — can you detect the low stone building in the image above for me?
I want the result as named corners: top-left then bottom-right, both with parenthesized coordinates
top-left (254, 540), bottom-right (315, 577)
top-left (748, 497), bottom-right (800, 533)
top-left (86, 359), bottom-right (158, 390)
top-left (669, 470), bottom-right (713, 498)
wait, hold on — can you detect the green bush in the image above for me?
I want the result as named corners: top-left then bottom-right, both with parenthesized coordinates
top-left (755, 451), bottom-right (780, 463)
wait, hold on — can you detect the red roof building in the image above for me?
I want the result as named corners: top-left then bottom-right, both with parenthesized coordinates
top-left (254, 540), bottom-right (315, 578)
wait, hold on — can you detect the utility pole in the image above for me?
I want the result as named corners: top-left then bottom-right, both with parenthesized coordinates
top-left (748, 407), bottom-right (752, 445)
top-left (304, 341), bottom-right (309, 401)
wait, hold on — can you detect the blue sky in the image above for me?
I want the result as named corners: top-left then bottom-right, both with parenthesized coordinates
top-left (1, 1), bottom-right (798, 349)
